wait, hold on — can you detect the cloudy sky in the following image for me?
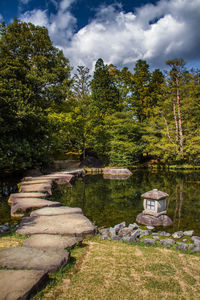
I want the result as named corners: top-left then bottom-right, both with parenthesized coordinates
top-left (1, 0), bottom-right (200, 71)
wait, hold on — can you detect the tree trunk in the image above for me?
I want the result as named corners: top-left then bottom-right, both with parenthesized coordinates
top-left (173, 101), bottom-right (179, 144)
top-left (176, 78), bottom-right (184, 156)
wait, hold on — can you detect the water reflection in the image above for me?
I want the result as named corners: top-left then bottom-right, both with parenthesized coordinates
top-left (52, 170), bottom-right (200, 234)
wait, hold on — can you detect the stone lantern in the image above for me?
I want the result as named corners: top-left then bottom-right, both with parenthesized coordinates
top-left (142, 189), bottom-right (168, 217)
top-left (136, 189), bottom-right (173, 227)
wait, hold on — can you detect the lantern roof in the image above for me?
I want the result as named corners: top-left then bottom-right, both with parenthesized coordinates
top-left (141, 189), bottom-right (169, 200)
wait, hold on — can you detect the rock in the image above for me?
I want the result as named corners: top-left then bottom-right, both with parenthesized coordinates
top-left (191, 235), bottom-right (200, 243)
top-left (172, 231), bottom-right (184, 239)
top-left (184, 230), bottom-right (194, 236)
top-left (23, 234), bottom-right (82, 250)
top-left (138, 229), bottom-right (151, 237)
top-left (158, 231), bottom-right (171, 237)
top-left (130, 230), bottom-right (140, 240)
top-left (191, 236), bottom-right (200, 245)
top-left (103, 168), bottom-right (132, 176)
top-left (122, 230), bottom-right (139, 243)
top-left (8, 193), bottom-right (47, 204)
top-left (136, 213), bottom-right (173, 227)
top-left (192, 246), bottom-right (200, 253)
top-left (30, 206), bottom-right (83, 217)
top-left (20, 179), bottom-right (53, 186)
top-left (152, 236), bottom-right (160, 240)
top-left (17, 214), bottom-right (96, 237)
top-left (100, 228), bottom-right (110, 235)
top-left (109, 227), bottom-right (117, 239)
top-left (118, 227), bottom-right (134, 237)
top-left (0, 247), bottom-right (69, 272)
top-left (144, 238), bottom-right (156, 245)
top-left (176, 242), bottom-right (189, 251)
top-left (20, 184), bottom-right (52, 195)
top-left (0, 270), bottom-right (48, 300)
top-left (128, 223), bottom-right (139, 230)
top-left (114, 222), bottom-right (126, 233)
top-left (160, 239), bottom-right (176, 247)
top-left (112, 236), bottom-right (121, 241)
top-left (147, 226), bottom-right (155, 230)
top-left (11, 198), bottom-right (62, 217)
top-left (100, 234), bottom-right (109, 240)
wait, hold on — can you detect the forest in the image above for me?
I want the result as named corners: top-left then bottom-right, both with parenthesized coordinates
top-left (0, 19), bottom-right (200, 171)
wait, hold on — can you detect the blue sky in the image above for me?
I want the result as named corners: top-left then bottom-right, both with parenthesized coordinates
top-left (0, 0), bottom-right (200, 71)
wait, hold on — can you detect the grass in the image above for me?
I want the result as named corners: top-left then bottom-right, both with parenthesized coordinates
top-left (0, 231), bottom-right (27, 250)
top-left (33, 237), bottom-right (200, 300)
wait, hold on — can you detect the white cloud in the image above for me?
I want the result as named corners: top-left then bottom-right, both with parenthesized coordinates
top-left (20, 0), bottom-right (200, 71)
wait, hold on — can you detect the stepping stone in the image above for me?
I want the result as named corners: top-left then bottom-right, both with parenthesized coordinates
top-left (11, 198), bottom-right (62, 217)
top-left (0, 247), bottom-right (69, 272)
top-left (0, 270), bottom-right (48, 300)
top-left (30, 206), bottom-right (83, 217)
top-left (103, 168), bottom-right (132, 176)
top-left (17, 214), bottom-right (96, 237)
top-left (23, 234), bottom-right (83, 250)
top-left (20, 184), bottom-right (52, 195)
top-left (8, 192), bottom-right (47, 204)
top-left (20, 179), bottom-right (53, 185)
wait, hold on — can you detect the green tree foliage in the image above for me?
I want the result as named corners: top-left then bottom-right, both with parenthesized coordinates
top-left (105, 112), bottom-right (143, 166)
top-left (131, 59), bottom-right (152, 122)
top-left (91, 58), bottom-right (119, 115)
top-left (0, 20), bottom-right (71, 170)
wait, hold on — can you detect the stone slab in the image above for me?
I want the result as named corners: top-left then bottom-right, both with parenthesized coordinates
top-left (103, 168), bottom-right (132, 176)
top-left (0, 270), bottom-right (48, 300)
top-left (136, 213), bottom-right (173, 226)
top-left (23, 234), bottom-right (82, 250)
top-left (0, 247), bottom-right (69, 272)
top-left (20, 184), bottom-right (52, 195)
top-left (11, 198), bottom-right (62, 216)
top-left (30, 206), bottom-right (83, 217)
top-left (20, 179), bottom-right (53, 185)
top-left (8, 193), bottom-right (47, 204)
top-left (17, 214), bottom-right (96, 237)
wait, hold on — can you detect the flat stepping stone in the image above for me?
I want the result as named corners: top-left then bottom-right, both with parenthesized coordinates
top-left (8, 192), bottom-right (47, 204)
top-left (23, 234), bottom-right (83, 250)
top-left (20, 179), bottom-right (53, 185)
top-left (30, 206), bottom-right (83, 217)
top-left (11, 198), bottom-right (62, 217)
top-left (0, 270), bottom-right (48, 300)
top-left (0, 247), bottom-right (69, 272)
top-left (17, 214), bottom-right (96, 236)
top-left (20, 184), bottom-right (52, 195)
top-left (103, 168), bottom-right (132, 176)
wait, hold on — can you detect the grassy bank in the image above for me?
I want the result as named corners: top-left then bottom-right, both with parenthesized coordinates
top-left (32, 237), bottom-right (200, 300)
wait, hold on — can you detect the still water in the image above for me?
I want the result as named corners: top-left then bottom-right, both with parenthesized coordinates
top-left (0, 173), bottom-right (22, 224)
top-left (1, 170), bottom-right (200, 235)
top-left (53, 169), bottom-right (200, 234)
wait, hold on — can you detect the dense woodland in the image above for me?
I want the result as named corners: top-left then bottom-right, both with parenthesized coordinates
top-left (0, 20), bottom-right (200, 171)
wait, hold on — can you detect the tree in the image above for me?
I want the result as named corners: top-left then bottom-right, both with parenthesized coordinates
top-left (72, 66), bottom-right (91, 101)
top-left (105, 112), bottom-right (143, 166)
top-left (131, 59), bottom-right (151, 122)
top-left (0, 19), bottom-right (71, 171)
top-left (166, 58), bottom-right (186, 157)
top-left (90, 58), bottom-right (119, 115)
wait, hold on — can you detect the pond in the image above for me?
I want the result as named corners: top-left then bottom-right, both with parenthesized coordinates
top-left (53, 169), bottom-right (200, 234)
top-left (1, 169), bottom-right (200, 235)
top-left (0, 173), bottom-right (22, 225)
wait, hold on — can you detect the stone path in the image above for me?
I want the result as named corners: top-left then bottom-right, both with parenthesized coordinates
top-left (0, 168), bottom-right (96, 300)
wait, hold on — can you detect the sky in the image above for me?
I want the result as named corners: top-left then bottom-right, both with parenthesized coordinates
top-left (0, 0), bottom-right (200, 71)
